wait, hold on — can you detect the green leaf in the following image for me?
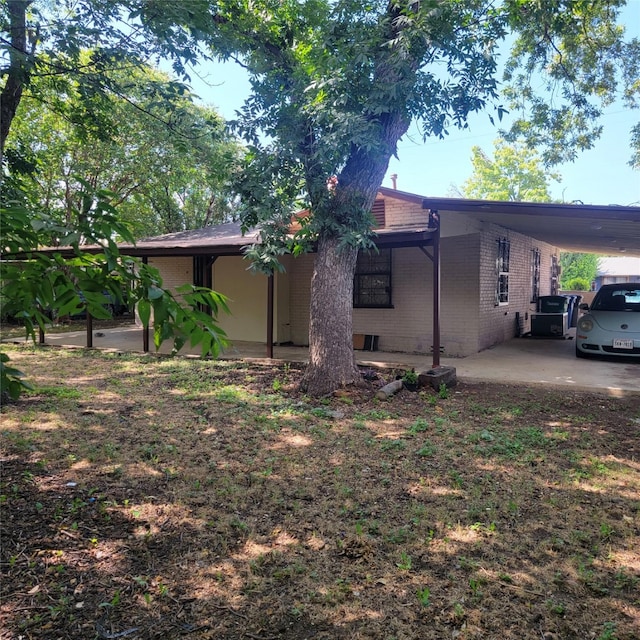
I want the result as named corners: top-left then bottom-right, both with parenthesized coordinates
top-left (147, 286), bottom-right (164, 300)
top-left (137, 299), bottom-right (151, 328)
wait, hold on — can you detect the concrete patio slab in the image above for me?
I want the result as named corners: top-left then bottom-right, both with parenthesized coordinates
top-left (5, 324), bottom-right (639, 396)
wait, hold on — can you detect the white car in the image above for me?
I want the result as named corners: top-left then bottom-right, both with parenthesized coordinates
top-left (576, 283), bottom-right (640, 358)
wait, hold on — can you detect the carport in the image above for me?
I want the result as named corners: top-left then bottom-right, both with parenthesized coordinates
top-left (418, 197), bottom-right (640, 256)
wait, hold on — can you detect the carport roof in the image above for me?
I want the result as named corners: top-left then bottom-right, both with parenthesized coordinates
top-left (414, 193), bottom-right (640, 256)
top-left (375, 187), bottom-right (640, 255)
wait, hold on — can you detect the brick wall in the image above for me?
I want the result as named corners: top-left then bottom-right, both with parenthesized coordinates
top-left (148, 257), bottom-right (192, 299)
top-left (288, 254), bottom-right (314, 345)
top-left (352, 236), bottom-right (480, 356)
top-left (478, 225), bottom-right (559, 350)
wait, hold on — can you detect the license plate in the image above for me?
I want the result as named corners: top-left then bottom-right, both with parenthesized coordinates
top-left (613, 339), bottom-right (634, 349)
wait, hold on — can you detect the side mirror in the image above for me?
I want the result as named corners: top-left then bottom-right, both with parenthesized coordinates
top-left (579, 303), bottom-right (589, 311)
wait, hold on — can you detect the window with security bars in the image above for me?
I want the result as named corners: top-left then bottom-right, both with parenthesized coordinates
top-left (531, 248), bottom-right (541, 303)
top-left (550, 254), bottom-right (560, 294)
top-left (354, 248), bottom-right (392, 308)
top-left (496, 238), bottom-right (510, 305)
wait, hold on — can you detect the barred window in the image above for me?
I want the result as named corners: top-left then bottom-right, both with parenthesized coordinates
top-left (354, 249), bottom-right (392, 308)
top-left (531, 248), bottom-right (541, 303)
top-left (551, 254), bottom-right (560, 295)
top-left (496, 238), bottom-right (510, 305)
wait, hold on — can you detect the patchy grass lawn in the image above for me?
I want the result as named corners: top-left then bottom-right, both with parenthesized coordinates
top-left (1, 344), bottom-right (639, 640)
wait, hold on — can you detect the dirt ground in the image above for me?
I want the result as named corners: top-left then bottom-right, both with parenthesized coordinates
top-left (1, 344), bottom-right (639, 639)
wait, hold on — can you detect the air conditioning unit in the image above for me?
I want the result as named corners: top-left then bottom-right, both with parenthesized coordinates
top-left (531, 313), bottom-right (569, 337)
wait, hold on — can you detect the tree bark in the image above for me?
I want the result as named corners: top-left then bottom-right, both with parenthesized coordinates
top-left (299, 234), bottom-right (361, 395)
top-left (300, 110), bottom-right (411, 396)
top-left (0, 1), bottom-right (32, 159)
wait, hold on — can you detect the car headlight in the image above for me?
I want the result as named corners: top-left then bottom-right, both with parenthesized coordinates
top-left (578, 316), bottom-right (594, 332)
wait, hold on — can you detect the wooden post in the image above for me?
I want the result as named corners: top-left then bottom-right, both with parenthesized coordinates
top-left (86, 313), bottom-right (93, 348)
top-left (142, 256), bottom-right (149, 352)
top-left (267, 273), bottom-right (274, 358)
top-left (431, 211), bottom-right (441, 368)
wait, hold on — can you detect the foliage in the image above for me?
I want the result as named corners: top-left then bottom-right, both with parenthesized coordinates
top-left (502, 0), bottom-right (640, 166)
top-left (461, 139), bottom-right (561, 202)
top-left (0, 178), bottom-right (229, 399)
top-left (401, 369), bottom-right (418, 385)
top-left (0, 352), bottom-right (33, 401)
top-left (0, 1), bottom-right (236, 398)
top-left (560, 253), bottom-right (598, 290)
top-left (0, 0), bottom-right (217, 155)
top-left (563, 277), bottom-right (591, 292)
top-left (7, 62), bottom-right (242, 237)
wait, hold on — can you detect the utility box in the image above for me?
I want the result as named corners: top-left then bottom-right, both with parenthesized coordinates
top-left (531, 312), bottom-right (569, 337)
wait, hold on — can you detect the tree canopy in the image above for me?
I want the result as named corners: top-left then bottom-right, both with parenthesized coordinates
top-left (560, 253), bottom-right (599, 291)
top-left (461, 139), bottom-right (561, 202)
top-left (0, 0), bottom-right (233, 398)
top-left (200, 0), bottom-right (638, 393)
top-left (6, 59), bottom-right (242, 238)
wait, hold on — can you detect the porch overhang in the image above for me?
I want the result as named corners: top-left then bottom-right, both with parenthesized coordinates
top-left (418, 196), bottom-right (640, 256)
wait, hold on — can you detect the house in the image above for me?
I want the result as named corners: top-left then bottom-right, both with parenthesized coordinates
top-left (14, 186), bottom-right (640, 359)
top-left (594, 256), bottom-right (640, 289)
top-left (122, 187), bottom-right (640, 359)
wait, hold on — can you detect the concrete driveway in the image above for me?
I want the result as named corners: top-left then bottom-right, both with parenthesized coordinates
top-left (449, 330), bottom-right (640, 396)
top-left (7, 324), bottom-right (639, 396)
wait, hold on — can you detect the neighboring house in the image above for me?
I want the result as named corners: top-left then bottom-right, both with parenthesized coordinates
top-left (594, 256), bottom-right (640, 289)
top-left (123, 187), bottom-right (567, 358)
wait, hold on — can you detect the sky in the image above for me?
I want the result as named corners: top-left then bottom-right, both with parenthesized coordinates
top-left (183, 3), bottom-right (640, 208)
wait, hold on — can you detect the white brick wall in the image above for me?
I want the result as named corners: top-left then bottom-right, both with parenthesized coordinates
top-left (148, 257), bottom-right (193, 299)
top-left (478, 224), bottom-right (559, 350)
top-left (285, 223), bottom-right (558, 358)
top-left (147, 204), bottom-right (561, 358)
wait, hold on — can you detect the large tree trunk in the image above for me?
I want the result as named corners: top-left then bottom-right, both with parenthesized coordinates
top-left (299, 234), bottom-right (361, 395)
top-left (297, 3), bottom-right (421, 396)
top-left (0, 1), bottom-right (32, 160)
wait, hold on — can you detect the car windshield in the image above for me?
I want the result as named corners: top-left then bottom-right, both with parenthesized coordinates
top-left (591, 286), bottom-right (640, 311)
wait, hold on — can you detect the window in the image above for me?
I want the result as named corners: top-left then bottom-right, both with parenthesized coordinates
top-left (550, 254), bottom-right (560, 295)
top-left (496, 238), bottom-right (510, 305)
top-left (530, 248), bottom-right (541, 303)
top-left (354, 248), bottom-right (392, 308)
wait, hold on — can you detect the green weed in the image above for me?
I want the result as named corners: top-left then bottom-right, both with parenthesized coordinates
top-left (416, 586), bottom-right (431, 606)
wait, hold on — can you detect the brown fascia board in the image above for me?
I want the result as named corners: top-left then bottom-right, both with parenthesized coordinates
top-left (4, 242), bottom-right (250, 260)
top-left (374, 227), bottom-right (436, 248)
top-left (419, 196), bottom-right (640, 221)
